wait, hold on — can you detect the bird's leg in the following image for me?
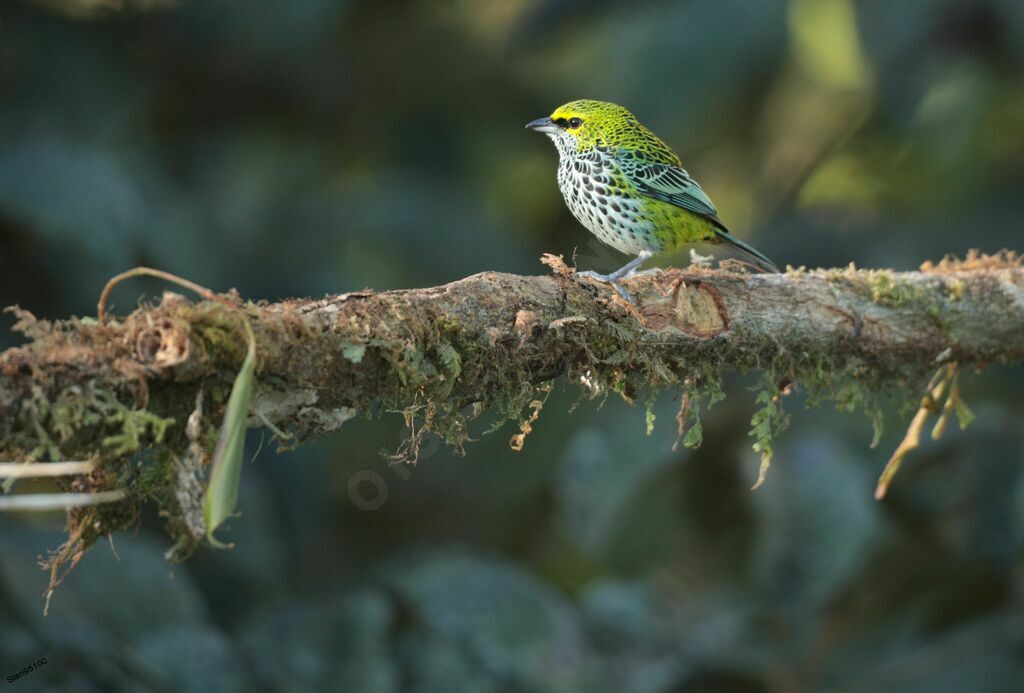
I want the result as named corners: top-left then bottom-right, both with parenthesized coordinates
top-left (574, 251), bottom-right (653, 301)
top-left (575, 250), bottom-right (653, 281)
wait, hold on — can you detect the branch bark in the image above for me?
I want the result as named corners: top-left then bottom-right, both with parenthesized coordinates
top-left (1, 253), bottom-right (1023, 563)
top-left (3, 256), bottom-right (1024, 450)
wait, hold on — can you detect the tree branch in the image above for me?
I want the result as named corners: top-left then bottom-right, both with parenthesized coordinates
top-left (1, 253), bottom-right (1023, 568)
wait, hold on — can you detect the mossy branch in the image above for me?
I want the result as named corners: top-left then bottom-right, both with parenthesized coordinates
top-left (1, 252), bottom-right (1023, 583)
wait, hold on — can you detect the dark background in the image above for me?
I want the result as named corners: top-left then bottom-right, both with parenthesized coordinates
top-left (1, 1), bottom-right (1023, 691)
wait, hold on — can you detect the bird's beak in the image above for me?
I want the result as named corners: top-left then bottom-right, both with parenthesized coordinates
top-left (525, 116), bottom-right (560, 134)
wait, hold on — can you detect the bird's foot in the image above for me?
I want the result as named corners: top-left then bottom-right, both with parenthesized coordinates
top-left (573, 270), bottom-right (633, 302)
top-left (573, 270), bottom-right (614, 281)
top-left (573, 251), bottom-right (653, 303)
top-left (689, 249), bottom-right (715, 269)
top-left (623, 267), bottom-right (663, 279)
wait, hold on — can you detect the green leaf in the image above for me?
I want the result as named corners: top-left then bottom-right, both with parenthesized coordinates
top-left (203, 329), bottom-right (257, 548)
top-left (342, 342), bottom-right (366, 364)
top-left (682, 421), bottom-right (703, 449)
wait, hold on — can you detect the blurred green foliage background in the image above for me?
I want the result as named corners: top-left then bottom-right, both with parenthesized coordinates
top-left (2, 0), bottom-right (1024, 691)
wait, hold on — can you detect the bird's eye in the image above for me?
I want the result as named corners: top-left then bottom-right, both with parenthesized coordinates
top-left (568, 117), bottom-right (584, 129)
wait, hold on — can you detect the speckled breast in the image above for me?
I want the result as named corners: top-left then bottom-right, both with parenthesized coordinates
top-left (556, 151), bottom-right (659, 255)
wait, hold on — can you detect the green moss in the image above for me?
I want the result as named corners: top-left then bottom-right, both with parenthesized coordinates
top-left (12, 384), bottom-right (176, 463)
top-left (947, 278), bottom-right (966, 301)
top-left (10, 264), bottom-right (984, 588)
top-left (857, 270), bottom-right (960, 337)
top-left (4, 375), bottom-right (190, 583)
top-left (342, 342), bottom-right (366, 363)
top-left (644, 397), bottom-right (656, 435)
top-left (866, 271), bottom-right (924, 306)
top-left (831, 381), bottom-right (886, 447)
top-left (437, 343), bottom-right (462, 379)
top-left (137, 452), bottom-right (174, 495)
top-left (677, 374), bottom-right (725, 451)
top-left (748, 376), bottom-right (791, 487)
top-left (99, 391), bottom-right (175, 456)
top-left (198, 323), bottom-right (246, 362)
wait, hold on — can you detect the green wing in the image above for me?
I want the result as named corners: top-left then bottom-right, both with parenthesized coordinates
top-left (618, 154), bottom-right (723, 225)
top-left (613, 149), bottom-right (780, 273)
top-left (605, 121), bottom-right (717, 221)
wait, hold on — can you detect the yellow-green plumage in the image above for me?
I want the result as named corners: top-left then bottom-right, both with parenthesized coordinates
top-left (526, 100), bottom-right (777, 295)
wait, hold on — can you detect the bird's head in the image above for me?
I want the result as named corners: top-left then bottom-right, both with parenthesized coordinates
top-left (526, 99), bottom-right (638, 156)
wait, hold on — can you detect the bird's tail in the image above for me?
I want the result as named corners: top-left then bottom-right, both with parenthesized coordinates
top-left (713, 229), bottom-right (779, 273)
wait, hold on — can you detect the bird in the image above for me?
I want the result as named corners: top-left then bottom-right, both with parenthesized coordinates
top-left (526, 99), bottom-right (778, 300)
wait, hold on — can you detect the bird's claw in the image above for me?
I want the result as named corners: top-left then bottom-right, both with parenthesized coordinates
top-left (611, 282), bottom-right (632, 302)
top-left (572, 270), bottom-right (610, 281)
top-left (622, 267), bottom-right (662, 279)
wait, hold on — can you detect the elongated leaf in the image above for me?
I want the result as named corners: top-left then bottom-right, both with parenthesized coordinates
top-left (203, 334), bottom-right (256, 547)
